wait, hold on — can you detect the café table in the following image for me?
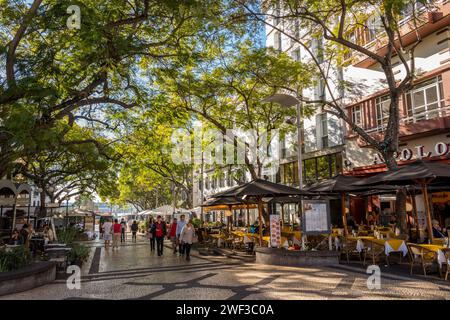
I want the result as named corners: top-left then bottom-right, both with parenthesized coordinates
top-left (370, 238), bottom-right (408, 257)
top-left (209, 233), bottom-right (225, 247)
top-left (347, 236), bottom-right (375, 253)
top-left (346, 236), bottom-right (408, 257)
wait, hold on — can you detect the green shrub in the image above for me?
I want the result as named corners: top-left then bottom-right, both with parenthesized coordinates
top-left (56, 227), bottom-right (77, 245)
top-left (68, 243), bottom-right (90, 266)
top-left (138, 220), bottom-right (148, 232)
top-left (0, 246), bottom-right (31, 272)
top-left (191, 218), bottom-right (202, 228)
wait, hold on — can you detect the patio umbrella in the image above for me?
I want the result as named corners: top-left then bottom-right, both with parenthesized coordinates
top-left (211, 179), bottom-right (307, 246)
top-left (303, 174), bottom-right (396, 236)
top-left (352, 160), bottom-right (450, 242)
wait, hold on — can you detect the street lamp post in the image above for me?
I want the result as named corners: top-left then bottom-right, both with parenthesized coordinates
top-left (262, 93), bottom-right (303, 190)
top-left (262, 93), bottom-right (305, 249)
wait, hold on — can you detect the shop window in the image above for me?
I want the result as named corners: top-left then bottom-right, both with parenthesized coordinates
top-left (405, 76), bottom-right (445, 123)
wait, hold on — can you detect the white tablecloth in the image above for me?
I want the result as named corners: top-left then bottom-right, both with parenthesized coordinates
top-left (355, 239), bottom-right (407, 257)
top-left (436, 249), bottom-right (447, 268)
top-left (384, 241), bottom-right (408, 257)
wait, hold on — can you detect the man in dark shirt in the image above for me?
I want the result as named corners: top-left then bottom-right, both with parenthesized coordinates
top-left (152, 216), bottom-right (167, 256)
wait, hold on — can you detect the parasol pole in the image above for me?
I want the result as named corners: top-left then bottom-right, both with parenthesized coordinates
top-left (257, 197), bottom-right (264, 247)
top-left (410, 193), bottom-right (420, 242)
top-left (246, 202), bottom-right (250, 227)
top-left (418, 179), bottom-right (434, 243)
top-left (341, 192), bottom-right (348, 236)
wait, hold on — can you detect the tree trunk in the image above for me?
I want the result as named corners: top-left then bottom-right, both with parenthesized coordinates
top-left (384, 148), bottom-right (407, 234)
top-left (39, 185), bottom-right (47, 218)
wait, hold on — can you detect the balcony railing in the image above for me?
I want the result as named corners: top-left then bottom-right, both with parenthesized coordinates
top-left (402, 106), bottom-right (450, 124)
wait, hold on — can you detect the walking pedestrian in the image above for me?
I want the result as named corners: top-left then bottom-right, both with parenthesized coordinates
top-left (112, 219), bottom-right (122, 249)
top-left (148, 219), bottom-right (156, 252)
top-left (152, 215), bottom-right (167, 256)
top-left (102, 218), bottom-right (113, 249)
top-left (120, 218), bottom-right (127, 243)
top-left (176, 215), bottom-right (186, 256)
top-left (131, 220), bottom-right (138, 243)
top-left (180, 220), bottom-right (196, 261)
top-left (169, 218), bottom-right (178, 254)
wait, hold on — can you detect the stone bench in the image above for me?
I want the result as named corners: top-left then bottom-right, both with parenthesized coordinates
top-left (255, 247), bottom-right (339, 267)
top-left (0, 261), bottom-right (56, 296)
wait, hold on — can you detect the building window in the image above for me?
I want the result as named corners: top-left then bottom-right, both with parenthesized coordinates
top-left (281, 161), bottom-right (299, 186)
top-left (352, 105), bottom-right (362, 126)
top-left (303, 153), bottom-right (343, 184)
top-left (320, 113), bottom-right (328, 148)
top-left (365, 15), bottom-right (383, 43)
top-left (405, 76), bottom-right (445, 123)
top-left (219, 176), bottom-right (224, 188)
top-left (274, 31), bottom-right (282, 51)
top-left (294, 20), bottom-right (300, 38)
top-left (376, 95), bottom-right (390, 130)
top-left (311, 37), bottom-right (323, 64)
top-left (273, 1), bottom-right (281, 26)
top-left (205, 177), bottom-right (210, 190)
top-left (292, 48), bottom-right (300, 61)
top-left (226, 173), bottom-right (232, 187)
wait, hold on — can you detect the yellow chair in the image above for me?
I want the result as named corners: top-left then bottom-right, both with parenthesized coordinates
top-left (407, 244), bottom-right (436, 277)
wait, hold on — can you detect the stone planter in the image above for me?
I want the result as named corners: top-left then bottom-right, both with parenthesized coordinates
top-left (255, 247), bottom-right (339, 267)
top-left (0, 261), bottom-right (56, 296)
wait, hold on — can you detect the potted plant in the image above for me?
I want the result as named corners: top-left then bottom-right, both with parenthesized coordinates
top-left (0, 246), bottom-right (31, 272)
top-left (68, 244), bottom-right (89, 267)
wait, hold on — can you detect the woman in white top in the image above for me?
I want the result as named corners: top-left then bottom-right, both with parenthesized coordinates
top-left (180, 220), bottom-right (196, 261)
top-left (102, 218), bottom-right (113, 249)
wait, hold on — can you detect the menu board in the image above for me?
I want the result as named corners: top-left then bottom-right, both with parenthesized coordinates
top-left (270, 215), bottom-right (281, 248)
top-left (302, 200), bottom-right (331, 235)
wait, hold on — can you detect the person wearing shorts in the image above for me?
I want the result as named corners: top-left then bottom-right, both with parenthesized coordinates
top-left (102, 218), bottom-right (113, 249)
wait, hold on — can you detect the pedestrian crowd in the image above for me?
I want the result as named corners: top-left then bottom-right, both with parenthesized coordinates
top-left (99, 214), bottom-right (197, 261)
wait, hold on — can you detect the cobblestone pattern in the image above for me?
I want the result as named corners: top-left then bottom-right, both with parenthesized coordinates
top-left (1, 236), bottom-right (449, 300)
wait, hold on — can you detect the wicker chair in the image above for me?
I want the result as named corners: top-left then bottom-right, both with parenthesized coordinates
top-left (339, 237), bottom-right (361, 264)
top-left (407, 244), bottom-right (436, 277)
top-left (363, 240), bottom-right (386, 266)
top-left (443, 248), bottom-right (450, 280)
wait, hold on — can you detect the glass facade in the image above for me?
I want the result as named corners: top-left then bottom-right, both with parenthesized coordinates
top-left (281, 153), bottom-right (343, 186)
top-left (303, 153), bottom-right (343, 185)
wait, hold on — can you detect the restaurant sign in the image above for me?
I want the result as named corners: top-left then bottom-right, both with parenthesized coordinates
top-left (374, 141), bottom-right (449, 164)
top-left (269, 215), bottom-right (281, 248)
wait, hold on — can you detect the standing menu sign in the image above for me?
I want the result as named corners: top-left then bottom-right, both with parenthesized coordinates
top-left (270, 215), bottom-right (281, 248)
top-left (302, 200), bottom-right (331, 235)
